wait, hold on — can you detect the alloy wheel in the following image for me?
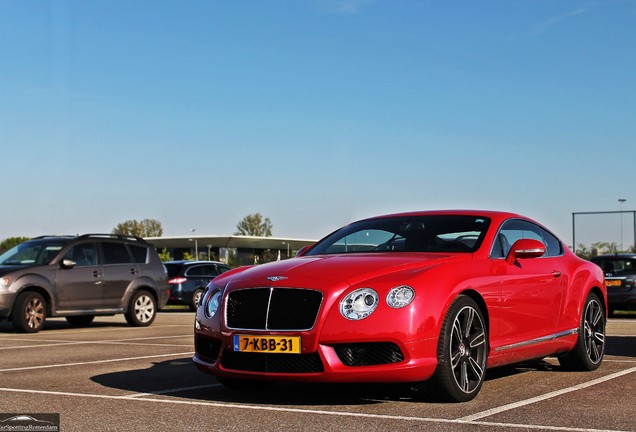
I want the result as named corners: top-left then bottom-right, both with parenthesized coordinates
top-left (450, 305), bottom-right (487, 394)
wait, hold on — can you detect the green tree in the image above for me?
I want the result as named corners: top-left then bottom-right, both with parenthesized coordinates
top-left (158, 248), bottom-right (171, 262)
top-left (234, 213), bottom-right (273, 237)
top-left (112, 219), bottom-right (163, 237)
top-left (0, 236), bottom-right (31, 254)
top-left (182, 251), bottom-right (194, 261)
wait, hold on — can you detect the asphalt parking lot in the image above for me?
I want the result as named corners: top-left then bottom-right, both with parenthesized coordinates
top-left (0, 311), bottom-right (634, 432)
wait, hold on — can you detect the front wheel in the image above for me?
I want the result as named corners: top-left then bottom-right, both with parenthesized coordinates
top-left (125, 291), bottom-right (157, 327)
top-left (558, 292), bottom-right (605, 371)
top-left (429, 295), bottom-right (488, 402)
top-left (12, 292), bottom-right (47, 333)
top-left (190, 289), bottom-right (204, 312)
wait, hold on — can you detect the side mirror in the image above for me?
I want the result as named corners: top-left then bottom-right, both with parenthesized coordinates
top-left (60, 259), bottom-right (76, 269)
top-left (296, 245), bottom-right (313, 257)
top-left (506, 239), bottom-right (546, 265)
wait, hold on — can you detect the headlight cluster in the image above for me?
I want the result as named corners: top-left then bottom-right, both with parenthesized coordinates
top-left (204, 290), bottom-right (222, 319)
top-left (340, 285), bottom-right (415, 320)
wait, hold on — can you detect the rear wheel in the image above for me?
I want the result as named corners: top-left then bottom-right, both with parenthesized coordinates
top-left (558, 292), bottom-right (605, 371)
top-left (66, 315), bottom-right (95, 327)
top-left (12, 292), bottom-right (46, 333)
top-left (429, 295), bottom-right (488, 402)
top-left (125, 290), bottom-right (157, 327)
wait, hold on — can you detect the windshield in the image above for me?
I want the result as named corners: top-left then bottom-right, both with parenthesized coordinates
top-left (306, 215), bottom-right (491, 256)
top-left (0, 240), bottom-right (68, 266)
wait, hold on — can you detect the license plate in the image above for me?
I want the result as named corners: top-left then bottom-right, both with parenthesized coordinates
top-left (233, 335), bottom-right (301, 354)
top-left (605, 280), bottom-right (622, 287)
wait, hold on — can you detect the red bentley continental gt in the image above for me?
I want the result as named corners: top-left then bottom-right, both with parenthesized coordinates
top-left (193, 210), bottom-right (606, 402)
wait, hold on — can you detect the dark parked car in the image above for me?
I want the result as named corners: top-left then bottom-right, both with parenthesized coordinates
top-left (591, 254), bottom-right (636, 315)
top-left (0, 234), bottom-right (170, 333)
top-left (165, 261), bottom-right (232, 311)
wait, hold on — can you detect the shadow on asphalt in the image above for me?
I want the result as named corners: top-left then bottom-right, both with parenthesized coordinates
top-left (605, 335), bottom-right (636, 357)
top-left (90, 332), bottom-right (636, 406)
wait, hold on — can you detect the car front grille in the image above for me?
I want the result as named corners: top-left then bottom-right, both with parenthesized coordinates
top-left (333, 342), bottom-right (405, 366)
top-left (221, 350), bottom-right (324, 373)
top-left (225, 287), bottom-right (323, 331)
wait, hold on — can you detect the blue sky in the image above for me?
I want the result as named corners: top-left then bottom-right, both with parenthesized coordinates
top-left (1, 0), bottom-right (635, 247)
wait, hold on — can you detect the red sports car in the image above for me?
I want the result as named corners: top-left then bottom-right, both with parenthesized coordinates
top-left (193, 210), bottom-right (606, 402)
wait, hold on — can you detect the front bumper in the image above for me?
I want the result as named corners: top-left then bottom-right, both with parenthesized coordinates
top-left (193, 332), bottom-right (439, 384)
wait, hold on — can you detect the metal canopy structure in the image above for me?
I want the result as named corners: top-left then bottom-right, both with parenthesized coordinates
top-left (144, 235), bottom-right (316, 253)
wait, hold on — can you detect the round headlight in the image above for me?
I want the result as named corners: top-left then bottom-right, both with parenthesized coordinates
top-left (386, 285), bottom-right (415, 308)
top-left (340, 288), bottom-right (379, 320)
top-left (205, 290), bottom-right (222, 319)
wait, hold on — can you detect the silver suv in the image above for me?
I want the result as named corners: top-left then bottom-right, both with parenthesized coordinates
top-left (0, 234), bottom-right (169, 333)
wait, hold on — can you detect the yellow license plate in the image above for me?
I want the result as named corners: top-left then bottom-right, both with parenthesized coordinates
top-left (233, 335), bottom-right (301, 354)
top-left (605, 280), bottom-right (622, 287)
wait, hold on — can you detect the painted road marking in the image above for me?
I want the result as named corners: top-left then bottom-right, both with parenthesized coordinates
top-left (0, 386), bottom-right (629, 432)
top-left (459, 366), bottom-right (636, 421)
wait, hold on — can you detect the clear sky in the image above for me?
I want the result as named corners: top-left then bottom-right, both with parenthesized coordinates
top-left (1, 0), bottom-right (635, 248)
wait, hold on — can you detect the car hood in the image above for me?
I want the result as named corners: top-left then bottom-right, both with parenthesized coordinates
top-left (0, 265), bottom-right (28, 277)
top-left (219, 253), bottom-right (470, 289)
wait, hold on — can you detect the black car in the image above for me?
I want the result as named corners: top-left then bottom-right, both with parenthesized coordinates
top-left (165, 261), bottom-right (232, 311)
top-left (0, 234), bottom-right (169, 333)
top-left (591, 254), bottom-right (636, 315)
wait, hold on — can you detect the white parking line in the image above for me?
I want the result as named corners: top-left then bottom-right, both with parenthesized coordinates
top-left (0, 352), bottom-right (194, 373)
top-left (459, 366), bottom-right (636, 421)
top-left (0, 335), bottom-right (192, 350)
top-left (0, 386), bottom-right (629, 432)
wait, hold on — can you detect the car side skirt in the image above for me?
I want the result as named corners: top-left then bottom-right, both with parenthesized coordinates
top-left (494, 328), bottom-right (579, 352)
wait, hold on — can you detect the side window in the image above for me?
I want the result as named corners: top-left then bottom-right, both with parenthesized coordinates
top-left (64, 243), bottom-right (98, 266)
top-left (102, 242), bottom-right (132, 265)
top-left (537, 227), bottom-right (563, 257)
top-left (129, 245), bottom-right (148, 264)
top-left (492, 219), bottom-right (562, 258)
top-left (186, 265), bottom-right (217, 277)
top-left (217, 265), bottom-right (232, 274)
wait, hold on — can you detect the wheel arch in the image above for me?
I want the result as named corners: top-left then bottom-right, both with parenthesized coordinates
top-left (12, 285), bottom-right (53, 318)
top-left (457, 288), bottom-right (490, 332)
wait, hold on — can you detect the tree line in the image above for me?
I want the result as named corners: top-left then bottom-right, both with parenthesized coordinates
top-left (0, 213), bottom-right (274, 254)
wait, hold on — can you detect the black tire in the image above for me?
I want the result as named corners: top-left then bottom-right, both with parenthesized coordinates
top-left (124, 290), bottom-right (157, 327)
top-left (429, 295), bottom-right (488, 402)
top-left (190, 289), bottom-right (204, 312)
top-left (558, 292), bottom-right (605, 371)
top-left (12, 291), bottom-right (46, 333)
top-left (66, 315), bottom-right (95, 327)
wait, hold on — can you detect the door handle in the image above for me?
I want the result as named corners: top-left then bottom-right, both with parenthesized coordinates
top-left (552, 271), bottom-right (562, 278)
top-left (130, 268), bottom-right (139, 275)
top-left (93, 271), bottom-right (103, 277)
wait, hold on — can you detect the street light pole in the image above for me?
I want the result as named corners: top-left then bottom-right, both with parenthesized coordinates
top-left (619, 199), bottom-right (626, 251)
top-left (191, 228), bottom-right (198, 260)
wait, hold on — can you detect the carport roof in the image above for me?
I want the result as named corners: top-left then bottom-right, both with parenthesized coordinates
top-left (144, 235), bottom-right (317, 251)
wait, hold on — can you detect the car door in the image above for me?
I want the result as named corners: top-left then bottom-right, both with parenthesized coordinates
top-left (55, 242), bottom-right (103, 310)
top-left (490, 220), bottom-right (566, 348)
top-left (100, 241), bottom-right (139, 309)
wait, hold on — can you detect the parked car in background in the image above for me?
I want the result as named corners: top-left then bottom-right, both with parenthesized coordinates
top-left (165, 261), bottom-right (232, 311)
top-left (0, 234), bottom-right (170, 333)
top-left (590, 254), bottom-right (636, 315)
top-left (194, 210), bottom-right (606, 402)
